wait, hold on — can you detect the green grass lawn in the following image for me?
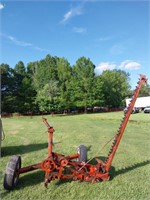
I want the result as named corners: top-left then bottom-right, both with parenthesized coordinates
top-left (1, 112), bottom-right (150, 200)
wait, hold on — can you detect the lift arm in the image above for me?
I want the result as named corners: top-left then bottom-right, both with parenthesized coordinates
top-left (105, 74), bottom-right (147, 172)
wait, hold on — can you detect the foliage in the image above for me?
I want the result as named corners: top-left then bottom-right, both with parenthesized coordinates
top-left (93, 75), bottom-right (105, 106)
top-left (57, 57), bottom-right (72, 110)
top-left (36, 80), bottom-right (59, 112)
top-left (13, 61), bottom-right (35, 113)
top-left (139, 84), bottom-right (150, 97)
top-left (71, 57), bottom-right (95, 111)
top-left (0, 54), bottom-right (135, 113)
top-left (1, 62), bottom-right (36, 113)
top-left (1, 64), bottom-right (15, 113)
top-left (100, 70), bottom-right (130, 108)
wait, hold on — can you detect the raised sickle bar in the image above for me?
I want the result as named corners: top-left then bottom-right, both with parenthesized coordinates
top-left (105, 74), bottom-right (147, 172)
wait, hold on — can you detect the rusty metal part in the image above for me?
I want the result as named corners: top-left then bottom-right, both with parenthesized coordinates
top-left (41, 159), bottom-right (56, 173)
top-left (18, 163), bottom-right (42, 174)
top-left (105, 74), bottom-right (147, 172)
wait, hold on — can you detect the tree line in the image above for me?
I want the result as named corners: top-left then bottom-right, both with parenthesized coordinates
top-left (1, 54), bottom-right (149, 114)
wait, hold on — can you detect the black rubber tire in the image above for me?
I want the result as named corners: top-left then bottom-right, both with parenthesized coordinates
top-left (77, 145), bottom-right (87, 163)
top-left (3, 155), bottom-right (21, 190)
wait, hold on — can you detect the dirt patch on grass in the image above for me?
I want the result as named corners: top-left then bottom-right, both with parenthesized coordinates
top-left (10, 130), bottom-right (19, 135)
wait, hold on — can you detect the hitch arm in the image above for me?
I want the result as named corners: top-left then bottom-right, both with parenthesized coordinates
top-left (42, 117), bottom-right (55, 157)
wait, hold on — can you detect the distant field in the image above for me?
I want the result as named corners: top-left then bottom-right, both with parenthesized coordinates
top-left (0, 112), bottom-right (150, 200)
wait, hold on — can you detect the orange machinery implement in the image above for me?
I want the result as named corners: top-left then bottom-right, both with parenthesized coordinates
top-left (3, 75), bottom-right (148, 190)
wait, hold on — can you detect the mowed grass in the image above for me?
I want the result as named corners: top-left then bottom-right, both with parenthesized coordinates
top-left (0, 112), bottom-right (150, 200)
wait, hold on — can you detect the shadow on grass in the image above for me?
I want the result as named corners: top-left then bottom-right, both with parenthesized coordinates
top-left (1, 143), bottom-right (48, 157)
top-left (86, 145), bottom-right (92, 152)
top-left (18, 170), bottom-right (45, 188)
top-left (1, 158), bottom-right (150, 198)
top-left (110, 159), bottom-right (150, 179)
top-left (1, 170), bottom-right (45, 198)
top-left (88, 156), bottom-right (150, 180)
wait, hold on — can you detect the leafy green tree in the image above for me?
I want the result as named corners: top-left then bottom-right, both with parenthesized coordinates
top-left (139, 84), bottom-right (150, 97)
top-left (29, 54), bottom-right (58, 90)
top-left (100, 70), bottom-right (130, 108)
top-left (11, 61), bottom-right (37, 113)
top-left (12, 61), bottom-right (27, 112)
top-left (27, 55), bottom-right (60, 113)
top-left (93, 75), bottom-right (104, 106)
top-left (20, 76), bottom-right (37, 113)
top-left (1, 64), bottom-right (15, 112)
top-left (71, 57), bottom-right (95, 111)
top-left (57, 57), bottom-right (72, 110)
top-left (14, 61), bottom-right (26, 75)
top-left (36, 80), bottom-right (59, 112)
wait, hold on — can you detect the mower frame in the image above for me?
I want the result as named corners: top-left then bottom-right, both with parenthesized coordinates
top-left (3, 74), bottom-right (147, 190)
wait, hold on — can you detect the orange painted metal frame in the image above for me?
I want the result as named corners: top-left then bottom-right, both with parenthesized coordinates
top-left (17, 74), bottom-right (147, 187)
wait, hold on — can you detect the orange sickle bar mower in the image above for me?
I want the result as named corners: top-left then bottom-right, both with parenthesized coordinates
top-left (3, 75), bottom-right (147, 190)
